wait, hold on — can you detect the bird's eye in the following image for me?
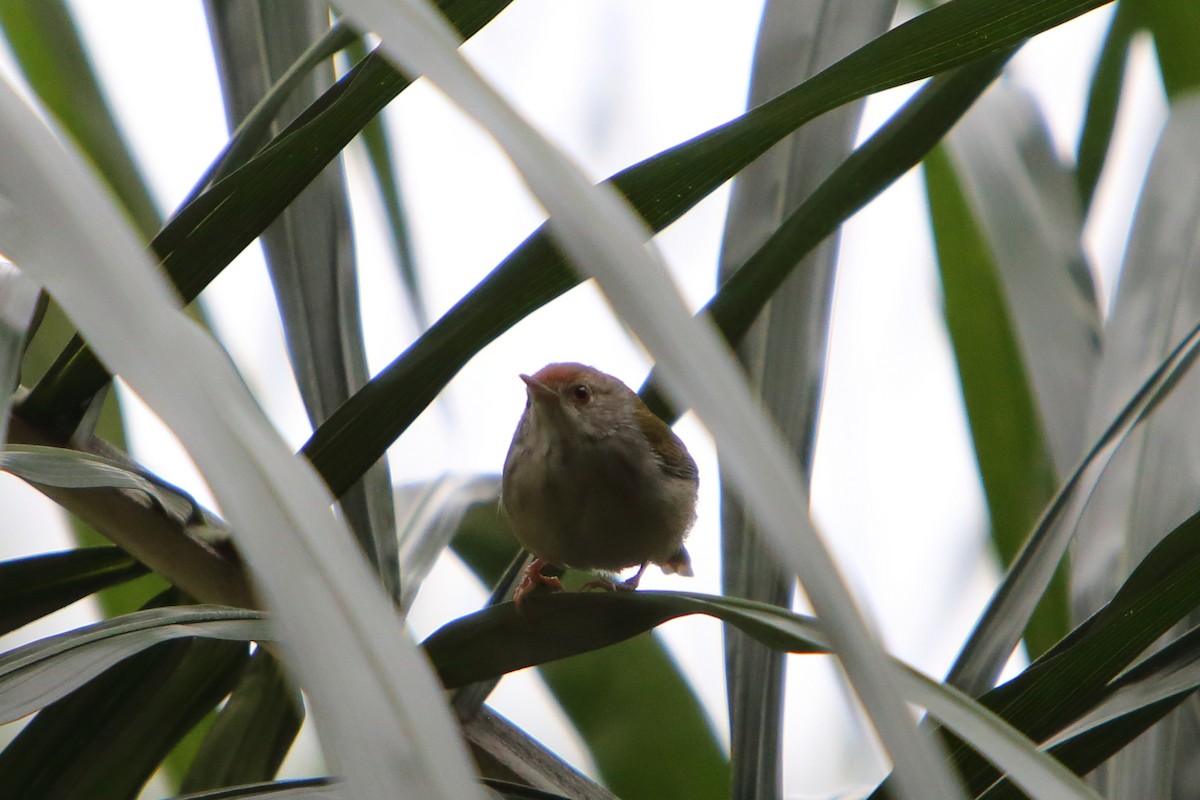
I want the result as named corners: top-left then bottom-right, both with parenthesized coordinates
top-left (571, 384), bottom-right (592, 403)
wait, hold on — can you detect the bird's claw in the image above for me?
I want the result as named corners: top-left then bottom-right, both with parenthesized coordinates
top-left (514, 557), bottom-right (564, 613)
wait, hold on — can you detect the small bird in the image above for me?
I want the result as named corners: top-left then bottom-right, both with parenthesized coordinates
top-left (501, 362), bottom-right (698, 607)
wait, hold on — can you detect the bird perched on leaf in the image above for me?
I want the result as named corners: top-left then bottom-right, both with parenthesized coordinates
top-left (501, 362), bottom-right (698, 607)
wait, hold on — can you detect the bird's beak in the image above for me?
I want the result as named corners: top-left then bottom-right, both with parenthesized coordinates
top-left (520, 374), bottom-right (558, 405)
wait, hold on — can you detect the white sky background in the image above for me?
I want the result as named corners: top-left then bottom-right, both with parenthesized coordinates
top-left (0, 1), bottom-right (1171, 797)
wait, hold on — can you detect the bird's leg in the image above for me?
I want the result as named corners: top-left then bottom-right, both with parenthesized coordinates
top-left (514, 557), bottom-right (564, 609)
top-left (620, 561), bottom-right (650, 590)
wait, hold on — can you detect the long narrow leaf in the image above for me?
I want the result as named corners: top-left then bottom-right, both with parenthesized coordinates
top-left (181, 649), bottom-right (304, 794)
top-left (944, 85), bottom-right (1100, 477)
top-left (947, 312), bottom-right (1200, 695)
top-left (0, 77), bottom-right (484, 800)
top-left (424, 591), bottom-right (1099, 800)
top-left (1069, 92), bottom-right (1200, 799)
top-left (717, 4), bottom-right (896, 799)
top-left (1076, 1), bottom-right (1136, 211)
top-left (0, 443), bottom-right (201, 525)
top-left (205, 0), bottom-right (399, 599)
top-left (0, 637), bottom-right (248, 800)
top-left (0, 605), bottom-right (265, 724)
top-left (0, 547), bottom-right (147, 637)
top-left (304, 0), bottom-right (1112, 500)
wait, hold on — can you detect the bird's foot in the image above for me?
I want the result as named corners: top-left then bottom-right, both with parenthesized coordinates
top-left (581, 578), bottom-right (617, 592)
top-left (514, 557), bottom-right (564, 612)
top-left (583, 561), bottom-right (650, 593)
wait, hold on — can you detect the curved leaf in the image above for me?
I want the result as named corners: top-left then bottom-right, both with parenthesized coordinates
top-left (0, 637), bottom-right (248, 800)
top-left (948, 311), bottom-right (1200, 695)
top-left (423, 591), bottom-right (1099, 800)
top-left (0, 444), bottom-right (202, 525)
top-left (173, 779), bottom-right (339, 800)
top-left (1069, 93), bottom-right (1200, 797)
top-left (0, 74), bottom-right (485, 799)
top-left (0, 605), bottom-right (265, 724)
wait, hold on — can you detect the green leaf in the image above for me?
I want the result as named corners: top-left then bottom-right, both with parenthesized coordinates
top-left (0, 636), bottom-right (248, 800)
top-left (1129, 0), bottom-right (1200, 99)
top-left (1076, 1), bottom-right (1137, 212)
top-left (944, 85), bottom-right (1100, 477)
top-left (181, 650), bottom-right (303, 794)
top-left (172, 779), bottom-right (338, 799)
top-left (304, 0), bottom-right (1112, 500)
top-left (947, 312), bottom-right (1200, 695)
top-left (0, 0), bottom-right (160, 239)
top-left (0, 605), bottom-right (266, 724)
top-left (0, 444), bottom-right (203, 525)
top-left (917, 504), bottom-right (1200, 797)
top-left (423, 591), bottom-right (1100, 800)
top-left (0, 547), bottom-right (147, 637)
top-left (205, 0), bottom-right (399, 599)
top-left (924, 137), bottom-right (1064, 658)
top-left (194, 17), bottom-right (358, 195)
top-left (1068, 91), bottom-right (1200, 799)
top-left (716, 4), bottom-right (897, 798)
top-left (0, 72), bottom-right (486, 798)
top-left (20, 0), bottom-right (517, 436)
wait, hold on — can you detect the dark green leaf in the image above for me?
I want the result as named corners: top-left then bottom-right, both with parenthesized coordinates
top-left (0, 637), bottom-right (248, 800)
top-left (1129, 0), bottom-right (1200, 99)
top-left (309, 0), bottom-right (1053, 496)
top-left (181, 650), bottom-right (303, 794)
top-left (0, 548), bottom-right (147, 637)
top-left (19, 0), bottom-right (517, 436)
top-left (172, 778), bottom-right (337, 799)
top-left (1076, 1), bottom-right (1136, 211)
top-left (947, 310), bottom-right (1200, 695)
top-left (642, 51), bottom-right (1010, 419)
top-left (205, 0), bottom-right (399, 599)
top-left (0, 605), bottom-right (267, 723)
